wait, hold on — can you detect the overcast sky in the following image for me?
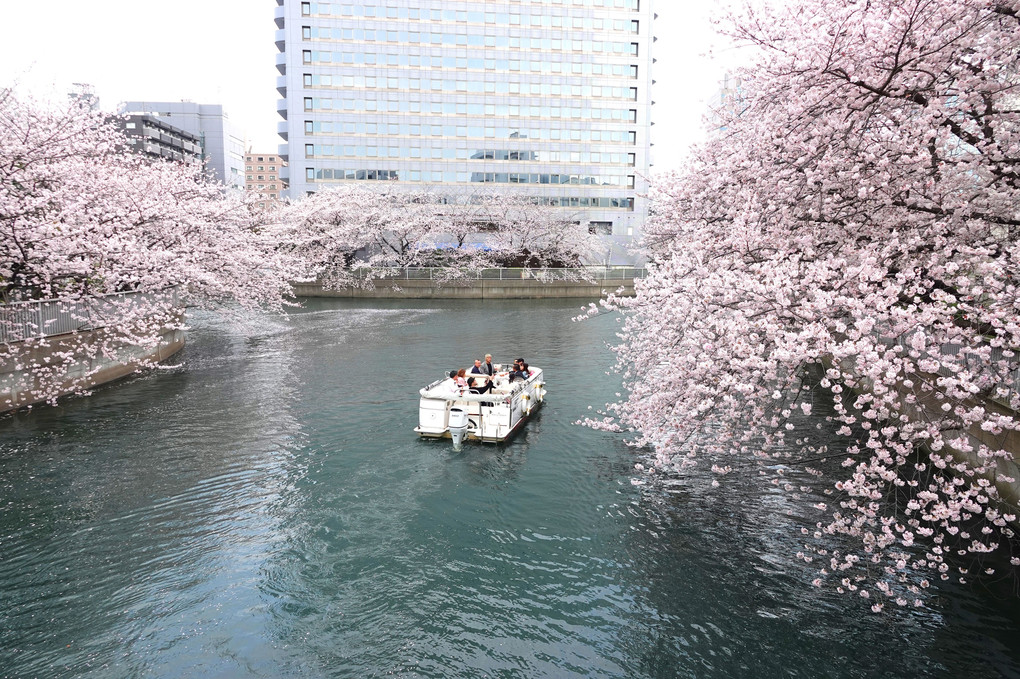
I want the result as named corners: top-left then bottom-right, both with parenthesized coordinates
top-left (0, 0), bottom-right (745, 173)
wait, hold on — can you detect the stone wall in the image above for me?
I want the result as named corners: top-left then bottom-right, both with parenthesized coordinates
top-left (0, 319), bottom-right (185, 414)
top-left (293, 275), bottom-right (637, 299)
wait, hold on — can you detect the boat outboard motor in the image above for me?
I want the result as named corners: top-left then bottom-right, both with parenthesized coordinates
top-left (449, 407), bottom-right (469, 451)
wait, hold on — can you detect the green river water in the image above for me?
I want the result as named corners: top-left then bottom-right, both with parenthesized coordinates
top-left (1, 299), bottom-right (1019, 678)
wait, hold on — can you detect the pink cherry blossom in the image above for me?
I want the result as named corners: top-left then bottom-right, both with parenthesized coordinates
top-left (588, 0), bottom-right (1020, 608)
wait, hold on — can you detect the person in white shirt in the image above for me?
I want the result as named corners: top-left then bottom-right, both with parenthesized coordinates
top-left (440, 370), bottom-right (462, 396)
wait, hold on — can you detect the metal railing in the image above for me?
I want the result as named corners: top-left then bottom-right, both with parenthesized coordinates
top-left (358, 266), bottom-right (647, 281)
top-left (0, 288), bottom-right (182, 345)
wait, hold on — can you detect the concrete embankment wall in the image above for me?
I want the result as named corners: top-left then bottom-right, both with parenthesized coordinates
top-left (0, 322), bottom-right (185, 414)
top-left (293, 276), bottom-right (637, 299)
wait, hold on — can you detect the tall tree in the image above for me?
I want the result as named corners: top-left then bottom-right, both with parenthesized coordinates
top-left (0, 92), bottom-right (300, 407)
top-left (592, 0), bottom-right (1020, 608)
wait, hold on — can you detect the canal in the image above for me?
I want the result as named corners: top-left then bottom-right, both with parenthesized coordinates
top-left (1, 299), bottom-right (1019, 678)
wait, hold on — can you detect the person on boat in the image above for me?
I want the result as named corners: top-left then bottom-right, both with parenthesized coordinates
top-left (455, 368), bottom-right (469, 389)
top-left (441, 370), bottom-right (462, 396)
top-left (508, 358), bottom-right (526, 382)
top-left (482, 354), bottom-right (496, 376)
top-left (468, 376), bottom-right (494, 395)
top-left (469, 358), bottom-right (489, 385)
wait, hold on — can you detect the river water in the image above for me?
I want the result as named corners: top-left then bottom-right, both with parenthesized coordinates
top-left (1, 299), bottom-right (1019, 678)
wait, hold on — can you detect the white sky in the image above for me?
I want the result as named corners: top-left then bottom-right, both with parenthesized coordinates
top-left (0, 0), bottom-right (746, 173)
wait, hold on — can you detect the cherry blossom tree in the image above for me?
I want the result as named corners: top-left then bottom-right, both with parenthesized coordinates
top-left (466, 191), bottom-right (606, 271)
top-left (1, 91), bottom-right (301, 408)
top-left (272, 185), bottom-right (605, 287)
top-left (591, 0), bottom-right (1020, 608)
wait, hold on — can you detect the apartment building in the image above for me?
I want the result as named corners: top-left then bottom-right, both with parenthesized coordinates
top-left (118, 114), bottom-right (204, 168)
top-left (245, 152), bottom-right (288, 207)
top-left (119, 101), bottom-right (247, 189)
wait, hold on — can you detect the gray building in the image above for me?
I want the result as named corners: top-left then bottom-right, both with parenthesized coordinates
top-left (118, 114), bottom-right (203, 168)
top-left (274, 0), bottom-right (655, 258)
top-left (119, 101), bottom-right (247, 189)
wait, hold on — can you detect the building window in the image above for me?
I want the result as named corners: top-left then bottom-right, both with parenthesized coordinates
top-left (589, 221), bottom-right (613, 236)
top-left (302, 26), bottom-right (311, 40)
top-left (304, 97), bottom-right (313, 111)
top-left (301, 2), bottom-right (310, 15)
top-left (306, 168), bottom-right (315, 181)
top-left (305, 120), bottom-right (314, 133)
top-left (304, 74), bottom-right (313, 87)
top-left (302, 50), bottom-right (312, 64)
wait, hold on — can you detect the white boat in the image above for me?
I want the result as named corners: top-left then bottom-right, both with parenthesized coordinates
top-left (414, 368), bottom-right (546, 447)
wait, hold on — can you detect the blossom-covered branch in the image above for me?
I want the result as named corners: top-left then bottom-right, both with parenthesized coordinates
top-left (592, 0), bottom-right (1020, 608)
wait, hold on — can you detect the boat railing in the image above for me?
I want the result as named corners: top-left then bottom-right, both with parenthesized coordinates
top-left (420, 369), bottom-right (541, 401)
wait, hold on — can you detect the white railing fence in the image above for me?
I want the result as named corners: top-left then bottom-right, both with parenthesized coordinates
top-left (0, 288), bottom-right (182, 345)
top-left (355, 266), bottom-right (648, 281)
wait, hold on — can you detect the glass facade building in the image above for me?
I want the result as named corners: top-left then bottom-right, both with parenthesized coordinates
top-left (275, 0), bottom-right (654, 254)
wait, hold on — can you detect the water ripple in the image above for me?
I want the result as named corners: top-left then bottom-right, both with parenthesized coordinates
top-left (2, 300), bottom-right (1020, 678)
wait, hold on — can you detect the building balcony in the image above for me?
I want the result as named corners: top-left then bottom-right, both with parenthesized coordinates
top-left (276, 52), bottom-right (287, 75)
top-left (277, 75), bottom-right (287, 98)
top-left (274, 4), bottom-right (285, 28)
top-left (275, 28), bottom-right (286, 53)
top-left (277, 99), bottom-right (288, 121)
top-left (277, 120), bottom-right (289, 141)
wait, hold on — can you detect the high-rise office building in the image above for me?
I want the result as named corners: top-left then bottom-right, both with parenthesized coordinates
top-left (275, 0), bottom-right (654, 258)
